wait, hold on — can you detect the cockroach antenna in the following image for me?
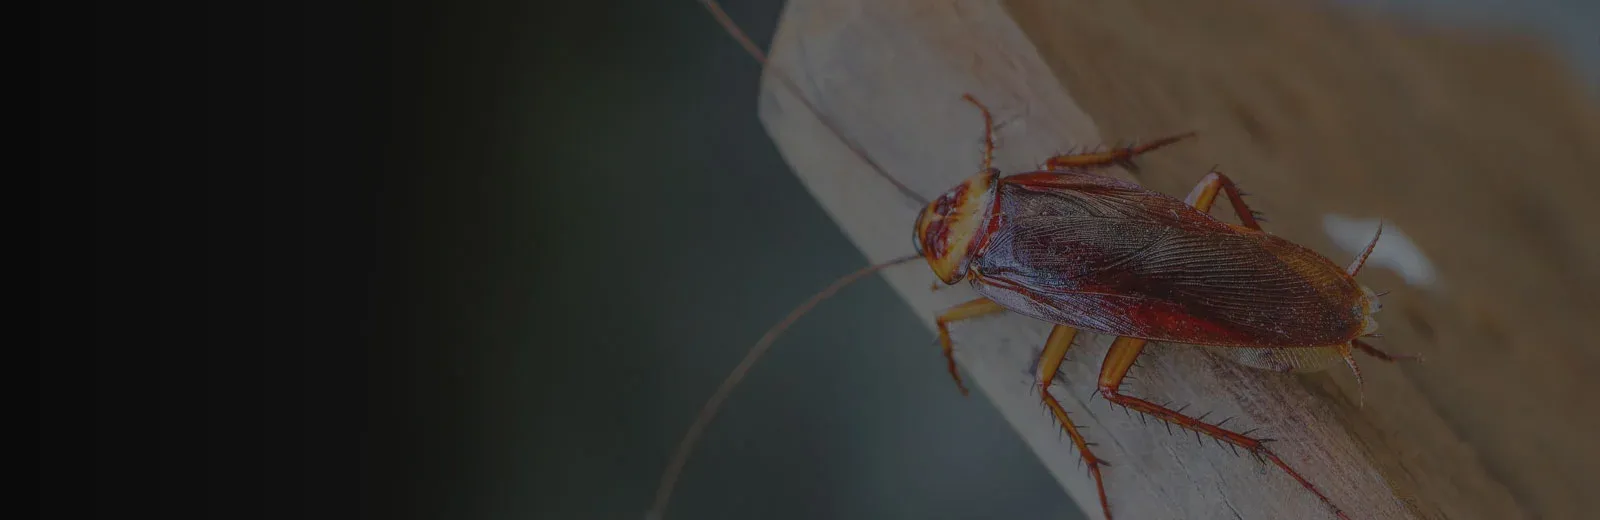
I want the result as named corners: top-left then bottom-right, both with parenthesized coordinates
top-left (695, 0), bottom-right (928, 206)
top-left (649, 8), bottom-right (938, 515)
top-left (647, 254), bottom-right (922, 520)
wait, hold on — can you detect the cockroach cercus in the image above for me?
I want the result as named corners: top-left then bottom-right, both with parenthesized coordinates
top-left (650, 2), bottom-right (1424, 519)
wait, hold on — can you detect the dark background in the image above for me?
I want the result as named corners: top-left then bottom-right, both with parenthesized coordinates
top-left (40, 1), bottom-right (1076, 519)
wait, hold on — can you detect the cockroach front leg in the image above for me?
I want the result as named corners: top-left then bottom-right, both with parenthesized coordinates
top-left (934, 298), bottom-right (1007, 395)
top-left (1034, 325), bottom-right (1114, 519)
top-left (1042, 132), bottom-right (1196, 173)
top-left (960, 93), bottom-right (997, 172)
top-left (1096, 337), bottom-right (1350, 520)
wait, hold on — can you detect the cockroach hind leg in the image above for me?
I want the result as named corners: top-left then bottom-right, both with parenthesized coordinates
top-left (1098, 336), bottom-right (1350, 519)
top-left (1184, 169), bottom-right (1266, 230)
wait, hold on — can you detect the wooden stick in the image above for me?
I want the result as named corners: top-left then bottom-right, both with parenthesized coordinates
top-left (752, 1), bottom-right (1462, 518)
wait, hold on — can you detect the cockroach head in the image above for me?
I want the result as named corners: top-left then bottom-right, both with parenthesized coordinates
top-left (914, 168), bottom-right (1001, 285)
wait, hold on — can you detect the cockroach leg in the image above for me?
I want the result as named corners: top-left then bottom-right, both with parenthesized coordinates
top-left (1035, 325), bottom-right (1079, 386)
top-left (1352, 338), bottom-right (1425, 363)
top-left (960, 93), bottom-right (997, 172)
top-left (1035, 325), bottom-right (1113, 519)
top-left (1184, 169), bottom-right (1264, 230)
top-left (1096, 336), bottom-right (1350, 520)
top-left (1042, 132), bottom-right (1196, 173)
top-left (1336, 342), bottom-right (1366, 408)
top-left (934, 298), bottom-right (1008, 395)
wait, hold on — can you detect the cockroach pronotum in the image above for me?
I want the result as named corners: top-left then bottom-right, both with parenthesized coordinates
top-left (650, 2), bottom-right (1424, 519)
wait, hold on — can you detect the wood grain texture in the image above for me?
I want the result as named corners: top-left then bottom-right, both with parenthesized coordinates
top-left (998, 1), bottom-right (1598, 519)
top-left (748, 1), bottom-right (1525, 519)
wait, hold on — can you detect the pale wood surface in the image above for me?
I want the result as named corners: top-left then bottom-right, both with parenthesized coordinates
top-left (998, 1), bottom-right (1598, 519)
top-left (751, 0), bottom-right (1545, 519)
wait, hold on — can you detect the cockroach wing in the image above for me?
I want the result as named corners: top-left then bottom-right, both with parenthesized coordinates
top-left (1199, 346), bottom-right (1347, 372)
top-left (969, 172), bottom-right (1367, 348)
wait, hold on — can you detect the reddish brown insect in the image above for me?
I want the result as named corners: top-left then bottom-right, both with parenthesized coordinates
top-left (651, 2), bottom-right (1422, 520)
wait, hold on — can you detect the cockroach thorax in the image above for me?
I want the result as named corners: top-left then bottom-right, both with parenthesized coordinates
top-left (914, 168), bottom-right (1001, 285)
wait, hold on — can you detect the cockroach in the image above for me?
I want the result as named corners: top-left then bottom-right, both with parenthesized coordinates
top-left (651, 2), bottom-right (1423, 519)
